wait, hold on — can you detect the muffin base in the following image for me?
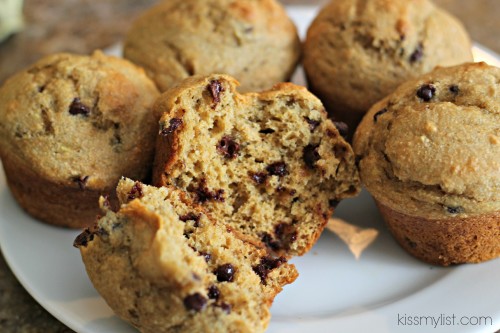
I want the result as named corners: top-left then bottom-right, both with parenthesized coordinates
top-left (377, 202), bottom-right (500, 266)
top-left (1, 151), bottom-right (116, 229)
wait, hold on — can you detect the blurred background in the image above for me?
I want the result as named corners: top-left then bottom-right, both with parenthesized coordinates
top-left (0, 0), bottom-right (498, 332)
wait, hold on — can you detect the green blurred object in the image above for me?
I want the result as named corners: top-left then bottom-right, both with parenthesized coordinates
top-left (0, 0), bottom-right (24, 42)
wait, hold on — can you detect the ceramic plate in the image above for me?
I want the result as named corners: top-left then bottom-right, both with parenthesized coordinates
top-left (1, 5), bottom-right (499, 333)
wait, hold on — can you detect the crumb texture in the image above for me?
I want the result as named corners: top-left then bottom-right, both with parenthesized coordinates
top-left (77, 178), bottom-right (297, 333)
top-left (153, 74), bottom-right (360, 256)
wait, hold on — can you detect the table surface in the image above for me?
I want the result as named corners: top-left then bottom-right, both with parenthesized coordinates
top-left (0, 0), bottom-right (499, 332)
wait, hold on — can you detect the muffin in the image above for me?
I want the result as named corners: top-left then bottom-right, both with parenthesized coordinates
top-left (75, 178), bottom-right (297, 333)
top-left (0, 51), bottom-right (160, 228)
top-left (353, 62), bottom-right (500, 266)
top-left (123, 0), bottom-right (300, 93)
top-left (152, 74), bottom-right (360, 257)
top-left (304, 0), bottom-right (473, 139)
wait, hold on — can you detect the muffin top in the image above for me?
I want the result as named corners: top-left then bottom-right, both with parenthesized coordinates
top-left (354, 62), bottom-right (500, 219)
top-left (123, 0), bottom-right (300, 92)
top-left (304, 0), bottom-right (473, 115)
top-left (0, 51), bottom-right (160, 191)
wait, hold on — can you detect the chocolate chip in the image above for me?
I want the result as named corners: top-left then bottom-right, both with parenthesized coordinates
top-left (215, 264), bottom-right (235, 282)
top-left (259, 128), bottom-right (275, 134)
top-left (73, 175), bottom-right (89, 191)
top-left (304, 117), bottom-right (321, 131)
top-left (261, 233), bottom-right (281, 251)
top-left (266, 162), bottom-right (288, 177)
top-left (250, 172), bottom-right (268, 185)
top-left (252, 256), bottom-right (287, 283)
top-left (194, 179), bottom-right (225, 203)
top-left (333, 122), bottom-right (349, 139)
top-left (73, 228), bottom-right (95, 248)
top-left (417, 84), bottom-right (436, 102)
top-left (216, 136), bottom-right (240, 159)
top-left (261, 223), bottom-right (297, 252)
top-left (449, 85), bottom-right (460, 94)
top-left (179, 213), bottom-right (201, 227)
top-left (160, 118), bottom-right (183, 136)
top-left (217, 302), bottom-right (231, 314)
top-left (409, 43), bottom-right (424, 63)
top-left (208, 80), bottom-right (224, 107)
top-left (128, 182), bottom-right (144, 201)
top-left (405, 237), bottom-right (417, 249)
top-left (207, 285), bottom-right (220, 300)
top-left (373, 108), bottom-right (388, 123)
top-left (69, 98), bottom-right (90, 116)
top-left (200, 252), bottom-right (212, 262)
top-left (446, 206), bottom-right (464, 215)
top-left (303, 144), bottom-right (320, 169)
top-left (183, 293), bottom-right (207, 312)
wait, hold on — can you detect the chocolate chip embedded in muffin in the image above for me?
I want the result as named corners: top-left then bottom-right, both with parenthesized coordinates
top-left (303, 144), bottom-right (320, 169)
top-left (417, 84), bottom-right (436, 101)
top-left (266, 162), bottom-right (288, 177)
top-left (209, 80), bottom-right (224, 107)
top-left (183, 293), bottom-right (207, 312)
top-left (215, 264), bottom-right (236, 282)
top-left (68, 98), bottom-right (91, 116)
top-left (160, 118), bottom-right (183, 136)
top-left (216, 136), bottom-right (240, 159)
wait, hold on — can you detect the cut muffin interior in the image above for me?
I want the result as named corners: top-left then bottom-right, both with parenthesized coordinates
top-left (75, 178), bottom-right (297, 333)
top-left (153, 74), bottom-right (360, 256)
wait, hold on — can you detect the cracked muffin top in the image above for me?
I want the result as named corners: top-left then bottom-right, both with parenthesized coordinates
top-left (0, 51), bottom-right (160, 191)
top-left (353, 62), bottom-right (500, 220)
top-left (123, 0), bottom-right (300, 93)
top-left (303, 0), bottom-right (473, 131)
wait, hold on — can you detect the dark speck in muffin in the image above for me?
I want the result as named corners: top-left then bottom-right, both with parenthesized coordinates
top-left (304, 117), bottom-right (321, 131)
top-left (373, 108), bottom-right (388, 123)
top-left (73, 228), bottom-right (95, 248)
top-left (216, 136), bottom-right (240, 159)
top-left (449, 85), bottom-right (460, 94)
top-left (128, 182), bottom-right (144, 201)
top-left (252, 256), bottom-right (287, 284)
top-left (207, 285), bottom-right (220, 300)
top-left (73, 175), bottom-right (89, 191)
top-left (446, 206), bottom-right (465, 215)
top-left (160, 118), bottom-right (183, 136)
top-left (417, 84), bottom-right (436, 102)
top-left (259, 128), bottom-right (276, 134)
top-left (266, 162), bottom-right (288, 177)
top-left (409, 43), bottom-right (424, 63)
top-left (250, 172), bottom-right (268, 185)
top-left (69, 98), bottom-right (90, 116)
top-left (217, 302), bottom-right (231, 314)
top-left (329, 199), bottom-right (340, 208)
top-left (199, 252), bottom-right (211, 262)
top-left (193, 178), bottom-right (225, 203)
top-left (215, 264), bottom-right (236, 282)
top-left (303, 144), bottom-right (321, 169)
top-left (183, 293), bottom-right (207, 312)
top-left (179, 213), bottom-right (201, 227)
top-left (208, 80), bottom-right (224, 107)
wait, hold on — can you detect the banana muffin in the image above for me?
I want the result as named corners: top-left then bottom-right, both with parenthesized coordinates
top-left (0, 51), bottom-right (160, 228)
top-left (353, 62), bottom-right (500, 266)
top-left (304, 0), bottom-right (473, 139)
top-left (75, 178), bottom-right (297, 333)
top-left (152, 74), bottom-right (360, 257)
top-left (123, 0), bottom-right (300, 93)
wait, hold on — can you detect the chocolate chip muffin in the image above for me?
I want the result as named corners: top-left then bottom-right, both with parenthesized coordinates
top-left (75, 178), bottom-right (297, 333)
top-left (304, 0), bottom-right (473, 139)
top-left (353, 62), bottom-right (500, 266)
top-left (152, 74), bottom-right (360, 257)
top-left (0, 51), bottom-right (160, 228)
top-left (123, 0), bottom-right (300, 93)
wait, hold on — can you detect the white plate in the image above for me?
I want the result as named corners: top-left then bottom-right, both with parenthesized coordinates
top-left (1, 5), bottom-right (499, 333)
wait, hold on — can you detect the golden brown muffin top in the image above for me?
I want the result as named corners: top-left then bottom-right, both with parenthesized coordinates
top-left (0, 51), bottom-right (160, 191)
top-left (354, 62), bottom-right (500, 219)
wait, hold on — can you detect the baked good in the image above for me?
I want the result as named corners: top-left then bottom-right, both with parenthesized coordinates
top-left (0, 51), bottom-right (160, 228)
top-left (304, 0), bottom-right (473, 139)
top-left (123, 0), bottom-right (300, 93)
top-left (152, 74), bottom-right (360, 257)
top-left (75, 178), bottom-right (297, 333)
top-left (353, 62), bottom-right (500, 266)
